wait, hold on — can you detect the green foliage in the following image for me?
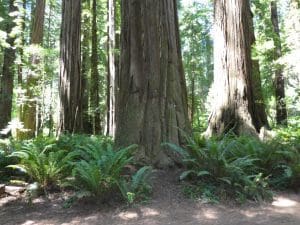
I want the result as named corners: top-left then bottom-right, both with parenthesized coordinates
top-left (179, 1), bottom-right (213, 129)
top-left (8, 136), bottom-right (75, 189)
top-left (0, 139), bottom-right (18, 182)
top-left (66, 143), bottom-right (136, 197)
top-left (64, 141), bottom-right (152, 204)
top-left (166, 134), bottom-right (300, 204)
top-left (118, 166), bottom-right (152, 204)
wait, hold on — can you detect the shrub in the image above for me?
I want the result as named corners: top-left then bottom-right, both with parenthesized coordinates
top-left (0, 139), bottom-right (19, 182)
top-left (8, 136), bottom-right (74, 190)
top-left (118, 166), bottom-right (152, 204)
top-left (164, 133), bottom-right (273, 202)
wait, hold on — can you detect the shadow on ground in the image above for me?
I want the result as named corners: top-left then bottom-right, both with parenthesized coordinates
top-left (1, 170), bottom-right (300, 225)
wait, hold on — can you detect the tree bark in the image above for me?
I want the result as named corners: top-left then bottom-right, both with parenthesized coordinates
top-left (58, 0), bottom-right (82, 134)
top-left (106, 0), bottom-right (116, 137)
top-left (207, 0), bottom-right (268, 136)
top-left (90, 0), bottom-right (101, 134)
top-left (0, 0), bottom-right (17, 133)
top-left (19, 0), bottom-right (46, 139)
top-left (81, 0), bottom-right (92, 133)
top-left (271, 1), bottom-right (287, 126)
top-left (115, 0), bottom-right (190, 167)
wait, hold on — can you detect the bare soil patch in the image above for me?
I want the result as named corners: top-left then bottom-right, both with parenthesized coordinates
top-left (1, 169), bottom-right (300, 225)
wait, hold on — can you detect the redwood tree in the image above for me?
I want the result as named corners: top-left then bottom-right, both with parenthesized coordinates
top-left (115, 0), bottom-right (190, 167)
top-left (106, 0), bottom-right (116, 137)
top-left (0, 0), bottom-right (17, 132)
top-left (207, 0), bottom-right (268, 136)
top-left (58, 0), bottom-right (82, 134)
top-left (90, 0), bottom-right (101, 134)
top-left (19, 0), bottom-right (46, 139)
top-left (271, 1), bottom-right (287, 125)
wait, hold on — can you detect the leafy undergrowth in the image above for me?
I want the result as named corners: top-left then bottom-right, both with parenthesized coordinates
top-left (3, 134), bottom-right (152, 205)
top-left (165, 130), bottom-right (300, 203)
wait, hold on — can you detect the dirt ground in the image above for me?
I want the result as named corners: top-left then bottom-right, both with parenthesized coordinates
top-left (1, 170), bottom-right (300, 225)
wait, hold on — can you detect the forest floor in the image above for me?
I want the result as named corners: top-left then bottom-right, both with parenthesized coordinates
top-left (1, 169), bottom-right (300, 225)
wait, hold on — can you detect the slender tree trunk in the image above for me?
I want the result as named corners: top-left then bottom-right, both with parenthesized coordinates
top-left (58, 0), bottom-right (82, 134)
top-left (19, 0), bottom-right (46, 139)
top-left (90, 0), bottom-right (101, 134)
top-left (250, 4), bottom-right (269, 129)
top-left (271, 1), bottom-right (287, 126)
top-left (190, 72), bottom-right (195, 127)
top-left (0, 0), bottom-right (17, 133)
top-left (18, 0), bottom-right (26, 85)
top-left (116, 0), bottom-right (190, 167)
top-left (207, 0), bottom-right (268, 136)
top-left (81, 0), bottom-right (92, 133)
top-left (106, 0), bottom-right (116, 137)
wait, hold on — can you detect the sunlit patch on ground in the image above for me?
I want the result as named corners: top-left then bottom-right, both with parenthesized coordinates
top-left (21, 221), bottom-right (35, 225)
top-left (194, 208), bottom-right (218, 220)
top-left (272, 197), bottom-right (298, 207)
top-left (141, 207), bottom-right (160, 217)
top-left (118, 211), bottom-right (139, 220)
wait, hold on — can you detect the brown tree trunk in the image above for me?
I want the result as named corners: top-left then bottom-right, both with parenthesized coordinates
top-left (106, 0), bottom-right (116, 137)
top-left (250, 4), bottom-right (269, 130)
top-left (58, 0), bottom-right (82, 134)
top-left (0, 0), bottom-right (17, 133)
top-left (207, 0), bottom-right (268, 136)
top-left (81, 0), bottom-right (92, 133)
top-left (271, 1), bottom-right (287, 126)
top-left (115, 0), bottom-right (191, 167)
top-left (18, 0), bottom-right (26, 85)
top-left (19, 0), bottom-right (46, 139)
top-left (90, 0), bottom-right (101, 134)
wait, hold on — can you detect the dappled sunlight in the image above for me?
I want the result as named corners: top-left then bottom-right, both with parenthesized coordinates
top-left (240, 210), bottom-right (261, 218)
top-left (193, 208), bottom-right (219, 220)
top-left (272, 197), bottom-right (298, 208)
top-left (118, 207), bottom-right (160, 221)
top-left (21, 221), bottom-right (35, 225)
top-left (118, 211), bottom-right (139, 220)
top-left (141, 207), bottom-right (160, 217)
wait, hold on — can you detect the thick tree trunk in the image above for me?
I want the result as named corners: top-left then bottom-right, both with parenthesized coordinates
top-left (207, 0), bottom-right (268, 136)
top-left (116, 0), bottom-right (190, 167)
top-left (90, 0), bottom-right (101, 134)
top-left (106, 0), bottom-right (116, 137)
top-left (0, 0), bottom-right (17, 133)
top-left (58, 0), bottom-right (82, 134)
top-left (19, 0), bottom-right (46, 139)
top-left (271, 1), bottom-right (287, 126)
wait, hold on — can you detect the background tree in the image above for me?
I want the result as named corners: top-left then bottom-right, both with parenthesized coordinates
top-left (180, 1), bottom-right (213, 129)
top-left (0, 0), bottom-right (17, 133)
top-left (81, 0), bottom-right (92, 133)
top-left (19, 0), bottom-right (46, 139)
top-left (106, 0), bottom-right (116, 137)
top-left (207, 0), bottom-right (268, 136)
top-left (58, 0), bottom-right (82, 134)
top-left (271, 1), bottom-right (287, 125)
top-left (115, 0), bottom-right (191, 167)
top-left (90, 0), bottom-right (101, 134)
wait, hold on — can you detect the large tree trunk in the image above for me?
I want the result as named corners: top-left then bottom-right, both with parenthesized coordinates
top-left (19, 0), bottom-right (46, 139)
top-left (0, 0), bottom-right (17, 133)
top-left (207, 0), bottom-right (268, 136)
top-left (271, 1), bottom-right (287, 126)
top-left (106, 0), bottom-right (116, 137)
top-left (115, 0), bottom-right (190, 167)
top-left (58, 0), bottom-right (82, 134)
top-left (90, 0), bottom-right (101, 134)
